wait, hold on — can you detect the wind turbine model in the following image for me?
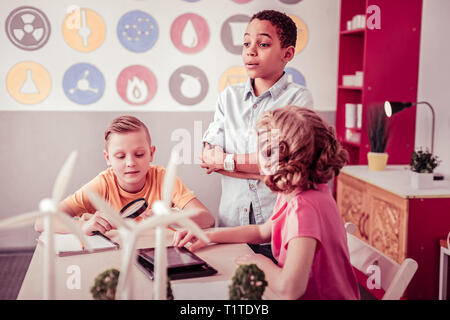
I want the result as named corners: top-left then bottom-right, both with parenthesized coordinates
top-left (87, 150), bottom-right (210, 300)
top-left (0, 151), bottom-right (91, 300)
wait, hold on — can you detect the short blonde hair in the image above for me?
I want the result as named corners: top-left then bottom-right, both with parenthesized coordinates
top-left (257, 106), bottom-right (348, 193)
top-left (104, 115), bottom-right (151, 149)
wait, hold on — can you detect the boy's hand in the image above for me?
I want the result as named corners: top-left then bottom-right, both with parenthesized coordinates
top-left (172, 229), bottom-right (209, 252)
top-left (81, 211), bottom-right (114, 235)
top-left (201, 144), bottom-right (226, 174)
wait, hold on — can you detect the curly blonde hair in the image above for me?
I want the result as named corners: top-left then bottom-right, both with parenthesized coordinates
top-left (257, 106), bottom-right (348, 193)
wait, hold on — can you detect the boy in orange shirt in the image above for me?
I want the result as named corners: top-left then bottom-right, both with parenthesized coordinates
top-left (35, 115), bottom-right (215, 235)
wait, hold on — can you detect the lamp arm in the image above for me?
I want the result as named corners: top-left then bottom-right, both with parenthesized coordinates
top-left (414, 101), bottom-right (435, 154)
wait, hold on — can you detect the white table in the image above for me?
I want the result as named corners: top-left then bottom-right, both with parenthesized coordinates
top-left (18, 229), bottom-right (279, 300)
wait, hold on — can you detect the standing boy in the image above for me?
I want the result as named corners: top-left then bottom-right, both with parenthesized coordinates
top-left (201, 10), bottom-right (313, 258)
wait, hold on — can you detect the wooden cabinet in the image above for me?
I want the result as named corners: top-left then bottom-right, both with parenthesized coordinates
top-left (337, 165), bottom-right (450, 299)
top-left (336, 0), bottom-right (422, 164)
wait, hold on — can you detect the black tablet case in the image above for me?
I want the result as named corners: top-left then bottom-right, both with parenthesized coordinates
top-left (136, 246), bottom-right (218, 280)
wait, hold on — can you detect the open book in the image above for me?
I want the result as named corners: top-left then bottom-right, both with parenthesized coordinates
top-left (38, 232), bottom-right (119, 257)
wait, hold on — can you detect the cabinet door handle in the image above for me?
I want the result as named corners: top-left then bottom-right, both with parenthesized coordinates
top-left (358, 213), bottom-right (365, 238)
top-left (359, 212), bottom-right (369, 240)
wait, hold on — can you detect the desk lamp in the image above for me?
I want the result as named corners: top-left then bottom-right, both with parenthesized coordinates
top-left (384, 101), bottom-right (443, 180)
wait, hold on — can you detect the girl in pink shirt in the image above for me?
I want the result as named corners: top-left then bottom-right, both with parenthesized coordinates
top-left (174, 106), bottom-right (360, 300)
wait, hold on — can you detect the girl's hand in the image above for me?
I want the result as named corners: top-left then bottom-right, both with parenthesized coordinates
top-left (81, 211), bottom-right (113, 235)
top-left (172, 229), bottom-right (209, 252)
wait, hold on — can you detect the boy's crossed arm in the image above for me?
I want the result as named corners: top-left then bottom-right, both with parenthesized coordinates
top-left (201, 143), bottom-right (262, 180)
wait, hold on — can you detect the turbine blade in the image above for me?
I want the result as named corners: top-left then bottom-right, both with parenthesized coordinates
top-left (0, 211), bottom-right (49, 230)
top-left (135, 209), bottom-right (200, 235)
top-left (161, 150), bottom-right (179, 208)
top-left (85, 189), bottom-right (130, 230)
top-left (135, 215), bottom-right (168, 234)
top-left (52, 150), bottom-right (78, 204)
top-left (176, 218), bottom-right (210, 244)
top-left (55, 211), bottom-right (93, 251)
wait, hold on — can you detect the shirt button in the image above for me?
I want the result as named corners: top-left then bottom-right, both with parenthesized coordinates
top-left (249, 183), bottom-right (255, 190)
top-left (253, 103), bottom-right (257, 109)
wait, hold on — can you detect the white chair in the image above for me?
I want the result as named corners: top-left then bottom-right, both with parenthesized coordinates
top-left (345, 222), bottom-right (418, 300)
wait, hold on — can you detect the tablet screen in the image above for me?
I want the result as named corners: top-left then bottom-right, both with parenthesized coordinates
top-left (138, 246), bottom-right (206, 269)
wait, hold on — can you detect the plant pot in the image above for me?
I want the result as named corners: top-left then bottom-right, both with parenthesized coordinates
top-left (367, 152), bottom-right (388, 171)
top-left (410, 171), bottom-right (434, 189)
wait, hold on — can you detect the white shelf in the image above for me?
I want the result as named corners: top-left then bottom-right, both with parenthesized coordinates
top-left (341, 165), bottom-right (450, 198)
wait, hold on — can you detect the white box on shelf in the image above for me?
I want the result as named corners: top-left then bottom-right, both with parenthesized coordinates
top-left (345, 103), bottom-right (357, 128)
top-left (343, 75), bottom-right (355, 86)
top-left (354, 71), bottom-right (363, 87)
top-left (356, 103), bottom-right (363, 129)
top-left (347, 20), bottom-right (352, 30)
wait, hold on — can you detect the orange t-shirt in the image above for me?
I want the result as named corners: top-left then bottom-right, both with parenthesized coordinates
top-left (63, 165), bottom-right (196, 217)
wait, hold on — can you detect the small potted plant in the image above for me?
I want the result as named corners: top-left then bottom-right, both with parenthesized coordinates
top-left (367, 104), bottom-right (391, 170)
top-left (229, 264), bottom-right (268, 300)
top-left (410, 148), bottom-right (441, 189)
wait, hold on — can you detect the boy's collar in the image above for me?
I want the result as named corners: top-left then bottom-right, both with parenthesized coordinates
top-left (243, 72), bottom-right (288, 101)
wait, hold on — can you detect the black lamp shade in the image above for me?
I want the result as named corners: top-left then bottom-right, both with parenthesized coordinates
top-left (384, 101), bottom-right (413, 117)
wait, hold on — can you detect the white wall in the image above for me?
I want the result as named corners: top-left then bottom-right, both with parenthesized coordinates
top-left (417, 0), bottom-right (450, 177)
top-left (0, 0), bottom-right (340, 111)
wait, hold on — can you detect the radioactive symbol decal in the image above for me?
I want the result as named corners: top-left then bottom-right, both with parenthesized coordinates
top-left (5, 6), bottom-right (51, 51)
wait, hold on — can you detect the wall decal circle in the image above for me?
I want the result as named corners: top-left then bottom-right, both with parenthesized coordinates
top-left (285, 67), bottom-right (306, 87)
top-left (117, 65), bottom-right (157, 106)
top-left (63, 63), bottom-right (105, 105)
top-left (169, 65), bottom-right (208, 106)
top-left (6, 61), bottom-right (52, 104)
top-left (219, 66), bottom-right (248, 92)
top-left (117, 10), bottom-right (159, 53)
top-left (220, 14), bottom-right (250, 55)
top-left (170, 13), bottom-right (210, 54)
top-left (62, 7), bottom-right (106, 52)
top-left (5, 6), bottom-right (51, 51)
top-left (288, 14), bottom-right (309, 55)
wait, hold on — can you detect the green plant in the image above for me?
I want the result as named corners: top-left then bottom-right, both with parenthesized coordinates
top-left (90, 268), bottom-right (120, 300)
top-left (229, 264), bottom-right (268, 300)
top-left (367, 104), bottom-right (391, 153)
top-left (410, 148), bottom-right (441, 173)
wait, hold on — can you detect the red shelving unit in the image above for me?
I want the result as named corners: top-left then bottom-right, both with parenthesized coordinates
top-left (336, 0), bottom-right (423, 165)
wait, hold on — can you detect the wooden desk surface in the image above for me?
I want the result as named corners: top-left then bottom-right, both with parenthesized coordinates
top-left (18, 230), bottom-right (279, 300)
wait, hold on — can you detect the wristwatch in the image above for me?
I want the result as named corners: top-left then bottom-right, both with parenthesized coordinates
top-left (224, 153), bottom-right (235, 172)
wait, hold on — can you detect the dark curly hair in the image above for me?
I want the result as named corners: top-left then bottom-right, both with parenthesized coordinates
top-left (250, 10), bottom-right (297, 49)
top-left (257, 106), bottom-right (348, 193)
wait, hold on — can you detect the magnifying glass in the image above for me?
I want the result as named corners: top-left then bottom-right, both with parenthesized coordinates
top-left (120, 198), bottom-right (148, 219)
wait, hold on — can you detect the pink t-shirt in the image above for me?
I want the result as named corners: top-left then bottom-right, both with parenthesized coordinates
top-left (271, 184), bottom-right (360, 300)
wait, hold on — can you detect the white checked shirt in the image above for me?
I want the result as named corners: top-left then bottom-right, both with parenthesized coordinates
top-left (203, 73), bottom-right (313, 227)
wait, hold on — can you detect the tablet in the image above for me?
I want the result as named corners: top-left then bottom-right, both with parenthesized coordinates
top-left (137, 246), bottom-right (218, 280)
top-left (138, 246), bottom-right (206, 270)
